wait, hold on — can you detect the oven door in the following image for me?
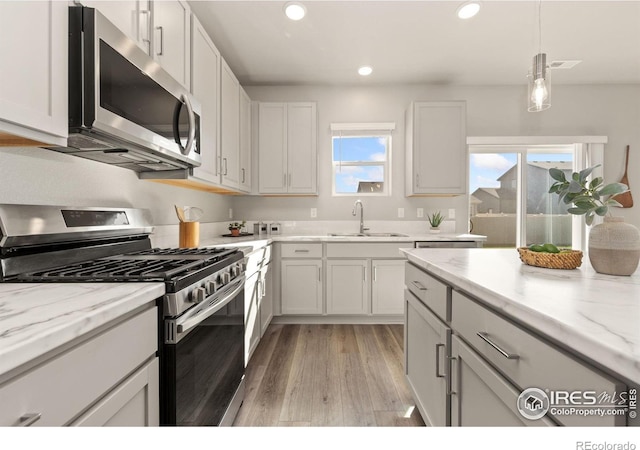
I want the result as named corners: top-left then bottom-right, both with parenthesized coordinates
top-left (161, 276), bottom-right (245, 426)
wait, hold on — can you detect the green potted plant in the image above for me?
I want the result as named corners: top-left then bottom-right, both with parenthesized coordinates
top-left (228, 220), bottom-right (246, 237)
top-left (548, 165), bottom-right (639, 275)
top-left (427, 211), bottom-right (445, 233)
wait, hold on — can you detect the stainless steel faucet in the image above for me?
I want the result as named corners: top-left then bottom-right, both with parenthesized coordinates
top-left (352, 200), bottom-right (368, 234)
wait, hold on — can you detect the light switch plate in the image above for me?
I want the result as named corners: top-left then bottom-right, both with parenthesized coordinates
top-left (311, 208), bottom-right (317, 218)
top-left (398, 207), bottom-right (405, 218)
top-left (417, 208), bottom-right (424, 218)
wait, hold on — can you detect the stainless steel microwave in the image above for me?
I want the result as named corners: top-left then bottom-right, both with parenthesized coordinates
top-left (49, 6), bottom-right (201, 176)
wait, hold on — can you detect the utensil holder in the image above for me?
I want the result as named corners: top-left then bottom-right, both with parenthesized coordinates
top-left (179, 221), bottom-right (200, 248)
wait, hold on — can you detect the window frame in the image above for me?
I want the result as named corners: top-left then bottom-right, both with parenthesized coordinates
top-left (467, 137), bottom-right (608, 251)
top-left (331, 131), bottom-right (392, 197)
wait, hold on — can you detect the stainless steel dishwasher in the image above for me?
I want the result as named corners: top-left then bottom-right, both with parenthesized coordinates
top-left (414, 241), bottom-right (482, 248)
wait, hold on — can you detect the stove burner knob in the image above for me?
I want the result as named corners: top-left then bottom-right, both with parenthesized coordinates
top-left (192, 287), bottom-right (206, 303)
top-left (229, 265), bottom-right (238, 278)
top-left (222, 272), bottom-right (231, 285)
top-left (206, 280), bottom-right (217, 295)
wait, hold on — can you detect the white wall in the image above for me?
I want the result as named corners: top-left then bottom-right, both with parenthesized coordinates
top-left (0, 147), bottom-right (233, 226)
top-left (237, 83), bottom-right (640, 231)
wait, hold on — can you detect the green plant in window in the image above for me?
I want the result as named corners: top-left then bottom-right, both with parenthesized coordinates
top-left (548, 165), bottom-right (628, 225)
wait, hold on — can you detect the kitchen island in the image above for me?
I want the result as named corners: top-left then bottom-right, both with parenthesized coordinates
top-left (401, 247), bottom-right (640, 426)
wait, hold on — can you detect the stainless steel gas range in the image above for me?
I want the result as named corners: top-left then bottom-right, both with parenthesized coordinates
top-left (0, 204), bottom-right (247, 426)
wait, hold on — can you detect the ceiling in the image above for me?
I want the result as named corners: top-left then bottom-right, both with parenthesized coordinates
top-left (188, 1), bottom-right (640, 87)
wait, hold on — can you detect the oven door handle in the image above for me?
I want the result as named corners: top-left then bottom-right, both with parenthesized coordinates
top-left (174, 275), bottom-right (245, 338)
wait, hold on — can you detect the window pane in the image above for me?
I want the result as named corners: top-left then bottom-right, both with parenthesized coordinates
top-left (332, 136), bottom-right (387, 162)
top-left (469, 153), bottom-right (518, 247)
top-left (335, 165), bottom-right (384, 194)
top-left (525, 153), bottom-right (573, 247)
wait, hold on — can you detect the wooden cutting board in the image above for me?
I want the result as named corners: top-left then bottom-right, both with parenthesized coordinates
top-left (616, 145), bottom-right (633, 208)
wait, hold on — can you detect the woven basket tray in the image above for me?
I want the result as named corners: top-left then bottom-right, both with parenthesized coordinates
top-left (517, 247), bottom-right (583, 270)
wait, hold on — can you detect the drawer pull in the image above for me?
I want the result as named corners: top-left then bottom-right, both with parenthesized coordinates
top-left (477, 332), bottom-right (519, 360)
top-left (435, 343), bottom-right (445, 378)
top-left (410, 280), bottom-right (428, 291)
top-left (294, 249), bottom-right (310, 253)
top-left (17, 413), bottom-right (41, 427)
top-left (447, 356), bottom-right (458, 396)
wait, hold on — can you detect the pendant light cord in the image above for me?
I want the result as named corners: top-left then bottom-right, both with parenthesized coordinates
top-left (538, 0), bottom-right (542, 54)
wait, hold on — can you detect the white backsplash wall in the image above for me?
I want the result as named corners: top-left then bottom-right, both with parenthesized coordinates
top-left (238, 83), bottom-right (640, 231)
top-left (0, 147), bottom-right (233, 225)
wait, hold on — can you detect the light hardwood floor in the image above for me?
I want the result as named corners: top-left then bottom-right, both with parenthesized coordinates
top-left (233, 324), bottom-right (425, 427)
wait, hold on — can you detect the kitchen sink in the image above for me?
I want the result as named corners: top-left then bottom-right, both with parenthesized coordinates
top-left (328, 232), bottom-right (408, 237)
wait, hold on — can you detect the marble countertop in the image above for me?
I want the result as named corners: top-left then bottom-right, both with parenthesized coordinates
top-left (0, 282), bottom-right (164, 379)
top-left (401, 248), bottom-right (640, 384)
top-left (199, 232), bottom-right (485, 248)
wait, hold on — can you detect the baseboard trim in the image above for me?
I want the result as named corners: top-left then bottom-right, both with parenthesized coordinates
top-left (271, 315), bottom-right (403, 325)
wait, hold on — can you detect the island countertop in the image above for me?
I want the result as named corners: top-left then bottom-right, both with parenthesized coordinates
top-left (401, 247), bottom-right (640, 385)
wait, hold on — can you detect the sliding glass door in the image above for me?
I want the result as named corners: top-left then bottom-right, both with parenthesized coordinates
top-left (469, 145), bottom-right (574, 248)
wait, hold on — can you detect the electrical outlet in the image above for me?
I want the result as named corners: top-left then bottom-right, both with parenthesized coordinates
top-left (229, 208), bottom-right (233, 219)
top-left (310, 208), bottom-right (317, 218)
top-left (417, 208), bottom-right (424, 218)
top-left (398, 207), bottom-right (405, 218)
top-left (449, 208), bottom-right (456, 219)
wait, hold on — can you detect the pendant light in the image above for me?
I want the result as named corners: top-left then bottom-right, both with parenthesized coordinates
top-left (528, 0), bottom-right (550, 112)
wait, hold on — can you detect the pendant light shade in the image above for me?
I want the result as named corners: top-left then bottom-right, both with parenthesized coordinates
top-left (527, 0), bottom-right (551, 112)
top-left (528, 53), bottom-right (551, 112)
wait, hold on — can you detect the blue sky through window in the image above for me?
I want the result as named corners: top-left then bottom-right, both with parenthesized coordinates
top-left (469, 152), bottom-right (572, 193)
top-left (333, 136), bottom-right (388, 194)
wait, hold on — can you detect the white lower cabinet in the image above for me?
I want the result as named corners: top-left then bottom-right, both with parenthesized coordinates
top-left (326, 260), bottom-right (369, 315)
top-left (281, 259), bottom-right (323, 315)
top-left (371, 259), bottom-right (405, 315)
top-left (72, 358), bottom-right (159, 426)
top-left (259, 262), bottom-right (273, 337)
top-left (405, 290), bottom-right (450, 426)
top-left (450, 335), bottom-right (554, 427)
top-left (245, 270), bottom-right (260, 365)
top-left (0, 306), bottom-right (158, 426)
top-left (405, 261), bottom-right (629, 427)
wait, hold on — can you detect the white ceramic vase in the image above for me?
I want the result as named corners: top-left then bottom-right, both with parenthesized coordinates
top-left (429, 227), bottom-right (441, 234)
top-left (588, 216), bottom-right (640, 276)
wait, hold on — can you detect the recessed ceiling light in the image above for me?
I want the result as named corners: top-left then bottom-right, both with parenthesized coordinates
top-left (358, 66), bottom-right (373, 76)
top-left (457, 2), bottom-right (481, 19)
top-left (284, 2), bottom-right (306, 21)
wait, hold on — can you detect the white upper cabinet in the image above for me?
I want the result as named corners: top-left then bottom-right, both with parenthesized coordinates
top-left (81, 0), bottom-right (149, 53)
top-left (190, 14), bottom-right (220, 184)
top-left (239, 88), bottom-right (252, 193)
top-left (220, 59), bottom-right (241, 190)
top-left (151, 0), bottom-right (190, 89)
top-left (258, 102), bottom-right (317, 195)
top-left (0, 0), bottom-right (67, 146)
top-left (406, 101), bottom-right (467, 196)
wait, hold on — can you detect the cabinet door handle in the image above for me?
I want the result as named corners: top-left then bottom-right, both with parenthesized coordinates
top-left (416, 173), bottom-right (420, 188)
top-left (363, 266), bottom-right (367, 282)
top-left (288, 173), bottom-right (292, 187)
top-left (373, 266), bottom-right (377, 282)
top-left (477, 332), bottom-right (519, 360)
top-left (155, 26), bottom-right (163, 55)
top-left (262, 275), bottom-right (266, 296)
top-left (410, 280), bottom-right (427, 291)
top-left (17, 413), bottom-right (41, 427)
top-left (448, 356), bottom-right (458, 396)
top-left (294, 249), bottom-right (309, 253)
top-left (318, 267), bottom-right (322, 282)
top-left (223, 158), bottom-right (228, 175)
top-left (435, 343), bottom-right (445, 378)
top-left (242, 168), bottom-right (245, 183)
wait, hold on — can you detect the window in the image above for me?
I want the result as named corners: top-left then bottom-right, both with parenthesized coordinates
top-left (331, 123), bottom-right (394, 196)
top-left (469, 146), bottom-right (575, 248)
